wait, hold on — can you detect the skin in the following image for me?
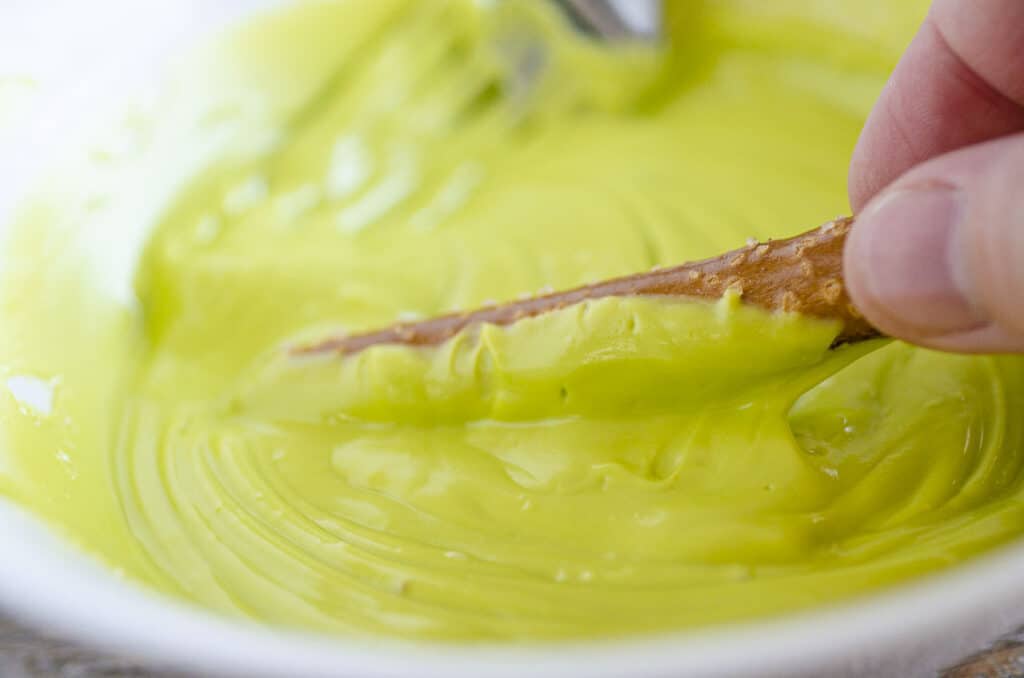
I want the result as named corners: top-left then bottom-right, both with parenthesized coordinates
top-left (846, 0), bottom-right (1024, 353)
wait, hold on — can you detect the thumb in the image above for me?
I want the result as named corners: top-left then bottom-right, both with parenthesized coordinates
top-left (844, 132), bottom-right (1024, 353)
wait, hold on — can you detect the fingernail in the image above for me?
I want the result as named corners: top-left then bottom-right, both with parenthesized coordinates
top-left (850, 185), bottom-right (984, 336)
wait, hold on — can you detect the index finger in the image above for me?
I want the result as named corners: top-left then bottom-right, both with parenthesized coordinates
top-left (848, 0), bottom-right (1024, 211)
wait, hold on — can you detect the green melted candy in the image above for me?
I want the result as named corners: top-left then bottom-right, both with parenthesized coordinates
top-left (3, 0), bottom-right (1024, 641)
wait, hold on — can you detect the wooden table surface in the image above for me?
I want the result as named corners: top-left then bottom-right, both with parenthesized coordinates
top-left (2, 615), bottom-right (1023, 678)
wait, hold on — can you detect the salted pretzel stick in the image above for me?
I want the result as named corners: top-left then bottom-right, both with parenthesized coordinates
top-left (296, 217), bottom-right (878, 357)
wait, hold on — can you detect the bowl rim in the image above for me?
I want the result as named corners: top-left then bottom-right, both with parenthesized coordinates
top-left (1, 500), bottom-right (1022, 678)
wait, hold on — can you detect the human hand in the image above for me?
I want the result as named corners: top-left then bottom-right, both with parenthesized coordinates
top-left (844, 0), bottom-right (1024, 352)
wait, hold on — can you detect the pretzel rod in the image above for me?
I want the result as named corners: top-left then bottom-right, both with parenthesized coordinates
top-left (296, 217), bottom-right (878, 357)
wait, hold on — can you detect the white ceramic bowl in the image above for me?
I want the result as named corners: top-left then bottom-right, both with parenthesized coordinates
top-left (1, 3), bottom-right (1022, 676)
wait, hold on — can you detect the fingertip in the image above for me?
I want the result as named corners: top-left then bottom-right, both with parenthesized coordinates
top-left (845, 185), bottom-right (984, 346)
top-left (846, 133), bottom-right (1024, 354)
